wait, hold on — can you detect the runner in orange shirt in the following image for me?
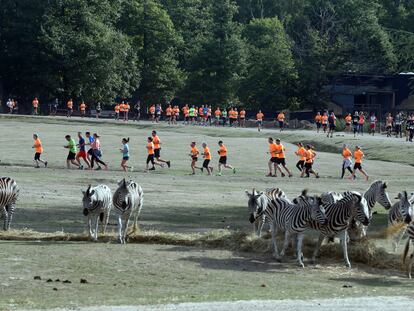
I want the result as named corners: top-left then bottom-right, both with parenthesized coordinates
top-left (166, 104), bottom-right (173, 125)
top-left (151, 130), bottom-right (170, 168)
top-left (341, 144), bottom-right (353, 179)
top-left (32, 133), bottom-right (47, 168)
top-left (149, 105), bottom-right (156, 122)
top-left (189, 142), bottom-right (202, 175)
top-left (201, 143), bottom-right (213, 175)
top-left (344, 113), bottom-right (352, 133)
top-left (301, 145), bottom-right (319, 178)
top-left (182, 105), bottom-right (189, 125)
top-left (79, 101), bottom-right (86, 118)
top-left (239, 108), bottom-right (246, 127)
top-left (274, 139), bottom-right (292, 177)
top-left (256, 110), bottom-right (264, 132)
top-left (32, 97), bottom-right (39, 115)
top-left (228, 108), bottom-right (236, 126)
top-left (114, 103), bottom-right (120, 120)
top-left (198, 105), bottom-right (204, 125)
top-left (67, 99), bottom-right (74, 118)
top-left (294, 142), bottom-right (307, 172)
top-left (267, 137), bottom-right (282, 177)
top-left (232, 108), bottom-right (239, 127)
top-left (217, 140), bottom-right (236, 176)
top-left (146, 137), bottom-right (164, 171)
top-left (349, 146), bottom-right (369, 181)
top-left (321, 112), bottom-right (328, 133)
top-left (277, 112), bottom-right (285, 131)
top-left (172, 105), bottom-right (180, 125)
top-left (315, 112), bottom-right (322, 133)
top-left (214, 107), bottom-right (222, 126)
top-left (124, 102), bottom-right (130, 121)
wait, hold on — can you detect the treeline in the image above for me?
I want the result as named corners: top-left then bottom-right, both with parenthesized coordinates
top-left (0, 0), bottom-right (413, 110)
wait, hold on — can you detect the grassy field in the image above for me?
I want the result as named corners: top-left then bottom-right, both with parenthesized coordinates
top-left (0, 115), bottom-right (413, 310)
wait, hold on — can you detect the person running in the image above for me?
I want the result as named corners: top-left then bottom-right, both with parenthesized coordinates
top-left (217, 141), bottom-right (236, 176)
top-left (395, 112), bottom-right (403, 138)
top-left (146, 137), bottom-right (159, 171)
top-left (267, 137), bottom-right (282, 177)
top-left (85, 132), bottom-right (97, 167)
top-left (173, 105), bottom-right (180, 124)
top-left (369, 112), bottom-right (377, 136)
top-left (315, 112), bottom-right (322, 133)
top-left (198, 105), bottom-right (205, 125)
top-left (166, 104), bottom-right (173, 125)
top-left (114, 103), bottom-right (120, 120)
top-left (76, 132), bottom-right (91, 169)
top-left (301, 145), bottom-right (319, 178)
top-left (120, 137), bottom-right (133, 172)
top-left (151, 130), bottom-right (170, 168)
top-left (32, 97), bottom-right (39, 115)
top-left (203, 105), bottom-right (209, 126)
top-left (352, 111), bottom-right (359, 137)
top-left (294, 142), bottom-right (306, 173)
top-left (327, 111), bottom-right (336, 138)
top-left (239, 108), bottom-right (246, 127)
top-left (321, 112), bottom-right (328, 133)
top-left (274, 139), bottom-right (293, 177)
top-left (67, 99), bottom-right (73, 117)
top-left (201, 143), bottom-right (213, 175)
top-left (189, 105), bottom-right (196, 125)
top-left (214, 107), bottom-right (222, 126)
top-left (341, 144), bottom-right (353, 179)
top-left (189, 142), bottom-right (201, 175)
top-left (133, 101), bottom-right (141, 122)
top-left (256, 110), bottom-right (264, 132)
top-left (149, 104), bottom-right (156, 122)
top-left (155, 104), bottom-right (162, 123)
top-left (52, 98), bottom-right (59, 116)
top-left (182, 105), bottom-right (189, 125)
top-left (406, 113), bottom-right (414, 142)
top-left (95, 102), bottom-right (101, 119)
top-left (32, 134), bottom-right (47, 168)
top-left (358, 112), bottom-right (365, 136)
top-left (124, 102), bottom-right (130, 121)
top-left (207, 106), bottom-right (212, 126)
top-left (349, 146), bottom-right (369, 181)
top-left (90, 133), bottom-right (108, 171)
top-left (277, 112), bottom-right (285, 131)
top-left (344, 113), bottom-right (352, 133)
top-left (385, 113), bottom-right (393, 137)
top-left (80, 101), bottom-right (86, 118)
top-left (221, 109), bottom-right (228, 127)
top-left (64, 135), bottom-right (81, 169)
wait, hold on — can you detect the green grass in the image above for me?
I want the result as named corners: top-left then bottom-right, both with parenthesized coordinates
top-left (0, 115), bottom-right (413, 309)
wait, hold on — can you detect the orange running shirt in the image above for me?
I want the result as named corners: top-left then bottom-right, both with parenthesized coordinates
top-left (277, 113), bottom-right (285, 121)
top-left (166, 107), bottom-right (172, 116)
top-left (354, 150), bottom-right (364, 163)
top-left (219, 145), bottom-right (227, 157)
top-left (342, 148), bottom-right (352, 159)
top-left (149, 106), bottom-right (155, 114)
top-left (32, 99), bottom-right (39, 108)
top-left (153, 135), bottom-right (161, 149)
top-left (321, 115), bottom-right (328, 124)
top-left (315, 115), bottom-right (322, 122)
top-left (256, 112), bottom-right (264, 121)
top-left (80, 103), bottom-right (86, 111)
top-left (67, 100), bottom-right (73, 109)
top-left (345, 115), bottom-right (352, 123)
top-left (114, 104), bottom-right (120, 112)
top-left (34, 138), bottom-right (43, 153)
top-left (215, 109), bottom-right (221, 117)
top-left (275, 144), bottom-right (285, 158)
top-left (203, 147), bottom-right (211, 160)
top-left (240, 110), bottom-right (246, 118)
top-left (269, 143), bottom-right (278, 158)
top-left (296, 147), bottom-right (307, 161)
top-left (147, 142), bottom-right (154, 155)
top-left (191, 146), bottom-right (199, 156)
top-left (306, 150), bottom-right (314, 163)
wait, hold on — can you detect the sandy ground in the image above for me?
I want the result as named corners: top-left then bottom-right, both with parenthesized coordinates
top-left (27, 297), bottom-right (414, 311)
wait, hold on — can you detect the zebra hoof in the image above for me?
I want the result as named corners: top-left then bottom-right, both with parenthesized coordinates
top-left (298, 262), bottom-right (305, 268)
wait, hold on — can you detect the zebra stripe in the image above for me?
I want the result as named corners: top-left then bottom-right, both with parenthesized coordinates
top-left (113, 179), bottom-right (144, 244)
top-left (82, 184), bottom-right (112, 241)
top-left (387, 191), bottom-right (413, 251)
top-left (0, 177), bottom-right (19, 231)
top-left (309, 191), bottom-right (370, 268)
top-left (402, 223), bottom-right (414, 279)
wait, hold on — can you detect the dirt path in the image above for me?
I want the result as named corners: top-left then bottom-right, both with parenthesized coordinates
top-left (29, 297), bottom-right (413, 311)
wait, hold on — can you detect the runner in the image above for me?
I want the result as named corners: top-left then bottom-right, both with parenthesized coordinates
top-left (385, 113), bottom-right (393, 137)
top-left (90, 133), bottom-right (108, 171)
top-left (151, 130), bottom-right (170, 168)
top-left (198, 105), bottom-right (204, 125)
top-left (207, 105), bottom-right (212, 126)
top-left (149, 104), bottom-right (156, 122)
top-left (274, 139), bottom-right (293, 177)
top-left (133, 101), bottom-right (141, 122)
top-left (67, 99), bottom-right (73, 118)
top-left (166, 104), bottom-right (173, 125)
top-left (341, 144), bottom-right (353, 179)
top-left (114, 102), bottom-right (120, 120)
top-left (358, 112), bottom-right (365, 136)
top-left (120, 137), bottom-right (133, 172)
top-left (315, 112), bottom-right (322, 133)
top-left (64, 135), bottom-right (81, 169)
top-left (79, 101), bottom-right (86, 118)
top-left (369, 112), bottom-right (377, 136)
top-left (182, 104), bottom-right (189, 125)
top-left (32, 97), bottom-right (39, 115)
top-left (203, 105), bottom-right (209, 126)
top-left (349, 146), bottom-right (369, 181)
top-left (214, 107), bottom-right (222, 126)
top-left (189, 105), bottom-right (196, 125)
top-left (239, 108), bottom-right (246, 127)
top-left (173, 105), bottom-right (180, 125)
top-left (85, 132), bottom-right (97, 167)
top-left (217, 140), bottom-right (236, 176)
top-left (119, 101), bottom-right (125, 120)
top-left (32, 134), bottom-right (47, 168)
top-left (267, 137), bottom-right (281, 177)
top-left (395, 111), bottom-right (403, 138)
top-left (344, 113), bottom-right (352, 133)
top-left (294, 142), bottom-right (306, 173)
top-left (124, 101), bottom-right (130, 121)
top-left (146, 137), bottom-right (159, 171)
top-left (327, 111), bottom-right (336, 138)
top-left (301, 145), bottom-right (319, 178)
top-left (201, 143), bottom-right (213, 175)
top-left (189, 142), bottom-right (201, 175)
top-left (193, 106), bottom-right (198, 125)
top-left (352, 111), bottom-right (359, 137)
top-left (256, 110), bottom-right (264, 132)
top-left (221, 108), bottom-right (228, 127)
top-left (95, 102), bottom-right (101, 119)
top-left (155, 104), bottom-right (162, 123)
top-left (406, 113), bottom-right (414, 142)
top-left (321, 112), bottom-right (328, 133)
top-left (233, 108), bottom-right (239, 127)
top-left (76, 132), bottom-right (91, 169)
top-left (52, 98), bottom-right (58, 116)
top-left (277, 111), bottom-right (285, 131)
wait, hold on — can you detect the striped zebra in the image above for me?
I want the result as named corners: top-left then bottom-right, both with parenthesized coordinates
top-left (82, 184), bottom-right (112, 241)
top-left (387, 191), bottom-right (413, 251)
top-left (309, 191), bottom-right (370, 268)
top-left (113, 179), bottom-right (144, 244)
top-left (0, 177), bottom-right (19, 231)
top-left (403, 223), bottom-right (414, 279)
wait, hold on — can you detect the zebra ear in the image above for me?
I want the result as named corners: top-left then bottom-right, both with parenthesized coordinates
top-left (301, 189), bottom-right (308, 197)
top-left (245, 190), bottom-right (252, 198)
top-left (382, 182), bottom-right (387, 189)
top-left (82, 190), bottom-right (86, 196)
top-left (90, 190), bottom-right (95, 196)
top-left (122, 179), bottom-right (127, 188)
top-left (86, 184), bottom-right (91, 195)
top-left (252, 188), bottom-right (258, 196)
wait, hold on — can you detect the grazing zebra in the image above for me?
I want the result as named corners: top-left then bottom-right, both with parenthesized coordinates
top-left (320, 191), bottom-right (343, 205)
top-left (82, 184), bottom-right (112, 241)
top-left (387, 191), bottom-right (413, 251)
top-left (403, 223), bottom-right (414, 279)
top-left (113, 179), bottom-right (144, 244)
top-left (0, 177), bottom-right (19, 231)
top-left (309, 191), bottom-right (370, 268)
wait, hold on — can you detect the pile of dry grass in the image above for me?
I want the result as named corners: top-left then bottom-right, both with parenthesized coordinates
top-left (0, 229), bottom-right (404, 270)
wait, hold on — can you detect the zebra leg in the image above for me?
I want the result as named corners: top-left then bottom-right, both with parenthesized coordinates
top-left (123, 216), bottom-right (130, 244)
top-left (340, 230), bottom-right (351, 268)
top-left (311, 234), bottom-right (325, 264)
top-left (5, 205), bottom-right (14, 230)
top-left (93, 215), bottom-right (99, 241)
top-left (87, 215), bottom-right (93, 239)
top-left (2, 206), bottom-right (9, 231)
top-left (101, 210), bottom-right (110, 235)
top-left (409, 251), bottom-right (413, 279)
top-left (296, 233), bottom-right (305, 268)
top-left (270, 223), bottom-right (281, 261)
top-left (117, 215), bottom-right (123, 244)
top-left (280, 231), bottom-right (290, 257)
top-left (393, 227), bottom-right (407, 252)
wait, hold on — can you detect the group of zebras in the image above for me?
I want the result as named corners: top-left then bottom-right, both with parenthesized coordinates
top-left (0, 176), bottom-right (143, 244)
top-left (245, 180), bottom-right (414, 278)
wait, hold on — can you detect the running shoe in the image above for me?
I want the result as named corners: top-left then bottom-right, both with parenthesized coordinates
top-left (149, 167), bottom-right (155, 171)
top-left (167, 161), bottom-right (171, 168)
top-left (44, 161), bottom-right (48, 168)
top-left (233, 168), bottom-right (236, 174)
top-left (96, 167), bottom-right (102, 171)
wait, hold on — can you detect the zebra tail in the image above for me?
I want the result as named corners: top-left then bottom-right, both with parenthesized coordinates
top-left (403, 238), bottom-right (410, 264)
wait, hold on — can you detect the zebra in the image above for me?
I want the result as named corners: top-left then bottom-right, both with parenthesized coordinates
top-left (113, 179), bottom-right (144, 244)
top-left (403, 223), bottom-right (414, 279)
top-left (0, 177), bottom-right (19, 231)
top-left (82, 184), bottom-right (112, 241)
top-left (387, 191), bottom-right (413, 251)
top-left (309, 191), bottom-right (370, 268)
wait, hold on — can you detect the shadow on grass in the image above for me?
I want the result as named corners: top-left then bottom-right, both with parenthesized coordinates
top-left (329, 277), bottom-right (412, 287)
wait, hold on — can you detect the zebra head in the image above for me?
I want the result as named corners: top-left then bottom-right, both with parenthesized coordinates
top-left (395, 191), bottom-right (412, 224)
top-left (366, 180), bottom-right (392, 210)
top-left (351, 192), bottom-right (370, 226)
top-left (82, 185), bottom-right (96, 216)
top-left (115, 179), bottom-right (133, 209)
top-left (245, 189), bottom-right (266, 224)
top-left (310, 196), bottom-right (328, 226)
